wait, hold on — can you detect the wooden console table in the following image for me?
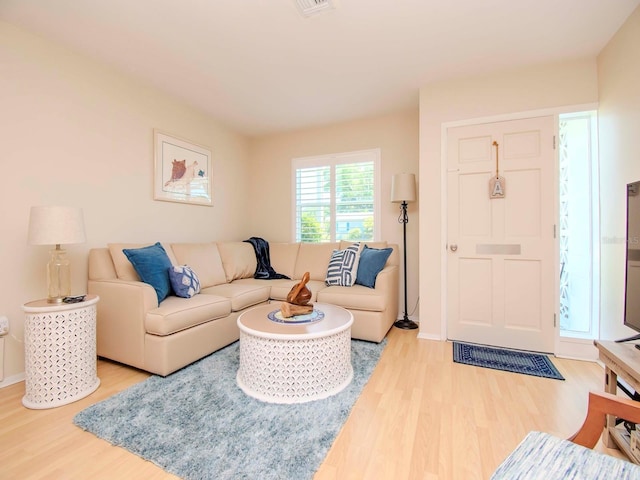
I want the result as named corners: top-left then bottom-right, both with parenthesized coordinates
top-left (594, 340), bottom-right (640, 463)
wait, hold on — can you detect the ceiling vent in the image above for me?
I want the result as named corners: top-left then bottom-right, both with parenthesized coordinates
top-left (295, 0), bottom-right (335, 17)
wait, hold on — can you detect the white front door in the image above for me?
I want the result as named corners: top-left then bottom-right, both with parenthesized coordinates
top-left (446, 116), bottom-right (556, 353)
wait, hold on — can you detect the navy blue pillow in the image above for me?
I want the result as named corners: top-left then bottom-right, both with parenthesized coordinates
top-left (355, 245), bottom-right (392, 288)
top-left (123, 242), bottom-right (173, 304)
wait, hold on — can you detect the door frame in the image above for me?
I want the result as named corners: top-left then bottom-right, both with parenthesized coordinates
top-left (439, 103), bottom-right (599, 356)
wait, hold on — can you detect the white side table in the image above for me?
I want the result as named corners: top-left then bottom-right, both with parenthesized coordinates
top-left (22, 295), bottom-right (100, 409)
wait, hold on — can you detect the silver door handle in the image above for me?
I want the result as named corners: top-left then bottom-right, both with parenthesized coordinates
top-left (450, 244), bottom-right (458, 252)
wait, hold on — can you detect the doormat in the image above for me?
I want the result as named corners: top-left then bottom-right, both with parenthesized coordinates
top-left (453, 342), bottom-right (564, 380)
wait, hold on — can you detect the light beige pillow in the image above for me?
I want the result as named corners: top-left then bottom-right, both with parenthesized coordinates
top-left (108, 242), bottom-right (177, 281)
top-left (170, 243), bottom-right (227, 288)
top-left (217, 242), bottom-right (257, 282)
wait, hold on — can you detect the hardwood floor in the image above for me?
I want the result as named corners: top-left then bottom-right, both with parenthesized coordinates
top-left (0, 328), bottom-right (626, 479)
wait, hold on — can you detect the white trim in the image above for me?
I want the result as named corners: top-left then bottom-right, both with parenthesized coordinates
top-left (555, 336), bottom-right (599, 362)
top-left (441, 103), bottom-right (599, 130)
top-left (0, 372), bottom-right (25, 389)
top-left (439, 125), bottom-right (449, 341)
top-left (417, 332), bottom-right (443, 341)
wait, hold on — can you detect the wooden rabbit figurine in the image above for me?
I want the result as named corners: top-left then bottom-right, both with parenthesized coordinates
top-left (281, 272), bottom-right (313, 317)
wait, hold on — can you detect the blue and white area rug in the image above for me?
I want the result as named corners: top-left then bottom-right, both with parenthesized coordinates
top-left (453, 342), bottom-right (564, 380)
top-left (74, 339), bottom-right (386, 480)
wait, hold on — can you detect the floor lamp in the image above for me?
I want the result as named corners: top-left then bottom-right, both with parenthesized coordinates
top-left (391, 173), bottom-right (418, 329)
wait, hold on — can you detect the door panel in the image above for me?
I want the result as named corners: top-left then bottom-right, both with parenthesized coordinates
top-left (447, 116), bottom-right (555, 353)
top-left (460, 173), bottom-right (492, 236)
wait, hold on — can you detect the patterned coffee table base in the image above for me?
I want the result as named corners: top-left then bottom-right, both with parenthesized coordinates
top-left (237, 327), bottom-right (353, 404)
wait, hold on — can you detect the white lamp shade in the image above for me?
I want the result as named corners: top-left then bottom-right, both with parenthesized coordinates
top-left (391, 173), bottom-right (416, 203)
top-left (28, 206), bottom-right (86, 245)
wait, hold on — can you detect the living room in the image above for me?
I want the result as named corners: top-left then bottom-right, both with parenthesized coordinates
top-left (1, 1), bottom-right (640, 478)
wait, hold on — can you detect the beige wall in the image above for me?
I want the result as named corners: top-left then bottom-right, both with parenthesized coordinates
top-left (418, 58), bottom-right (599, 339)
top-left (248, 110), bottom-right (420, 321)
top-left (597, 6), bottom-right (640, 340)
top-left (0, 22), bottom-right (251, 383)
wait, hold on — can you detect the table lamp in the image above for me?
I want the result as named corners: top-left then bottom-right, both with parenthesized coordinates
top-left (27, 206), bottom-right (86, 303)
top-left (391, 173), bottom-right (418, 329)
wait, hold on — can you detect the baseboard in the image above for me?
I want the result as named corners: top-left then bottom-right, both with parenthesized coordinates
top-left (417, 331), bottom-right (442, 341)
top-left (0, 371), bottom-right (25, 389)
top-left (555, 336), bottom-right (599, 361)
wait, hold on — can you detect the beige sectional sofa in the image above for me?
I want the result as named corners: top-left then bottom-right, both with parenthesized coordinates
top-left (88, 240), bottom-right (399, 376)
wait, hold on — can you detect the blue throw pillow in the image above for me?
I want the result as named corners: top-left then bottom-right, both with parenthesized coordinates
top-left (168, 265), bottom-right (201, 298)
top-left (123, 242), bottom-right (173, 304)
top-left (355, 245), bottom-right (392, 288)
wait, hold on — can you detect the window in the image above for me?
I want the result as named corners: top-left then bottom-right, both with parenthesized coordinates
top-left (292, 149), bottom-right (380, 242)
top-left (558, 111), bottom-right (600, 339)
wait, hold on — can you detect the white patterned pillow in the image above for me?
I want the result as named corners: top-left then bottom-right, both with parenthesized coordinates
top-left (325, 242), bottom-right (361, 287)
top-left (168, 265), bottom-right (201, 298)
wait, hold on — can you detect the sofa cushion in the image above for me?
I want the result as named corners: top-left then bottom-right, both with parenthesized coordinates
top-left (145, 294), bottom-right (231, 336)
top-left (217, 242), bottom-right (257, 282)
top-left (201, 283), bottom-right (270, 312)
top-left (355, 245), bottom-right (393, 288)
top-left (269, 243), bottom-right (300, 280)
top-left (122, 242), bottom-right (174, 303)
top-left (170, 243), bottom-right (227, 288)
top-left (325, 242), bottom-right (362, 287)
top-left (168, 265), bottom-right (201, 298)
top-left (109, 242), bottom-right (178, 281)
top-left (294, 242), bottom-right (339, 280)
top-left (317, 284), bottom-right (386, 312)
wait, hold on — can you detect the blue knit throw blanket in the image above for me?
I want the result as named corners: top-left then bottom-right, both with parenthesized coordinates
top-left (243, 237), bottom-right (290, 280)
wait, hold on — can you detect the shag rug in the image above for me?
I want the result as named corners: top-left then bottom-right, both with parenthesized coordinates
top-left (453, 341), bottom-right (565, 380)
top-left (74, 339), bottom-right (386, 480)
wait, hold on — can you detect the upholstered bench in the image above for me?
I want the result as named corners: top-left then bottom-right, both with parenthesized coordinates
top-left (491, 431), bottom-right (640, 479)
top-left (491, 391), bottom-right (640, 479)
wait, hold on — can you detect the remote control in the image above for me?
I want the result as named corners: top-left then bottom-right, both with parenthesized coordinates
top-left (63, 295), bottom-right (86, 304)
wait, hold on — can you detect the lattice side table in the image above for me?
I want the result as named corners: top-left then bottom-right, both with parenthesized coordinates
top-left (22, 295), bottom-right (101, 409)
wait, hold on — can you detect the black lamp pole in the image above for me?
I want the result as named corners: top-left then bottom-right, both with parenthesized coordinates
top-left (394, 200), bottom-right (418, 330)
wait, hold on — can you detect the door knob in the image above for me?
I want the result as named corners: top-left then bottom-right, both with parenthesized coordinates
top-left (450, 244), bottom-right (458, 252)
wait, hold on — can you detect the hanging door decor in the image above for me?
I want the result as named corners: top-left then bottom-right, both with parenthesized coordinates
top-left (489, 140), bottom-right (505, 199)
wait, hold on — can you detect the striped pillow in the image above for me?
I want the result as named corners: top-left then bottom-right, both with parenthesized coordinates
top-left (325, 242), bottom-right (361, 287)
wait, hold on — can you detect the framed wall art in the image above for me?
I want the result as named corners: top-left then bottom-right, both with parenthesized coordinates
top-left (154, 130), bottom-right (212, 206)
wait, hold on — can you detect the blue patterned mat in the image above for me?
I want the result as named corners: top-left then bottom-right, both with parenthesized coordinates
top-left (453, 342), bottom-right (564, 380)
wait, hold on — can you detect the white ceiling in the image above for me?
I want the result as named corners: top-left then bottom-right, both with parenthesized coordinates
top-left (2, 0), bottom-right (639, 136)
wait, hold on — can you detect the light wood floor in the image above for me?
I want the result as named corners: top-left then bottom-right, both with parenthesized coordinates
top-left (0, 328), bottom-right (626, 479)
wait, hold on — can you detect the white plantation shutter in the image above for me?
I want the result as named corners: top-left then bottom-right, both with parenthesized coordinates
top-left (293, 150), bottom-right (380, 243)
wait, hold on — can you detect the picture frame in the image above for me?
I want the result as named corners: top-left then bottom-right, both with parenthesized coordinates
top-left (154, 130), bottom-right (212, 206)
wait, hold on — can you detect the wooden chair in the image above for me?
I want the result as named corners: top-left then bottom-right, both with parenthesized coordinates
top-left (570, 391), bottom-right (640, 447)
top-left (491, 391), bottom-right (640, 479)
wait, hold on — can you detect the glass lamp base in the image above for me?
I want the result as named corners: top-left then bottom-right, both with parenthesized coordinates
top-left (47, 246), bottom-right (71, 303)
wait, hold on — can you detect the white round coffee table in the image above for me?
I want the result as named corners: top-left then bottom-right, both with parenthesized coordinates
top-left (236, 302), bottom-right (353, 404)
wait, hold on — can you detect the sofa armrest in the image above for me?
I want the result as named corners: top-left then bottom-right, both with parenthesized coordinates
top-left (372, 264), bottom-right (399, 316)
top-left (373, 264), bottom-right (399, 292)
top-left (88, 278), bottom-right (157, 371)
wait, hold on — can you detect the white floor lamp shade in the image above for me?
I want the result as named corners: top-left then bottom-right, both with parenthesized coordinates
top-left (391, 173), bottom-right (416, 204)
